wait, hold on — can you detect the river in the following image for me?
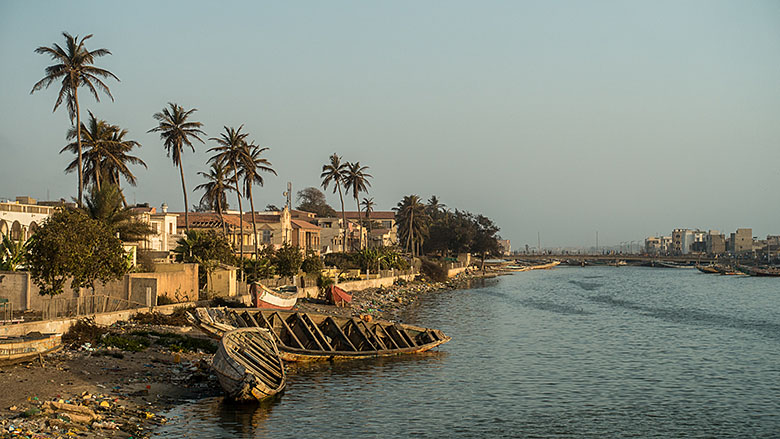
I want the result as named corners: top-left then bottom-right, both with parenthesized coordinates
top-left (154, 266), bottom-right (780, 438)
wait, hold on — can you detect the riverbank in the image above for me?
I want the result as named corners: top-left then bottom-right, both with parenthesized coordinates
top-left (0, 271), bottom-right (494, 438)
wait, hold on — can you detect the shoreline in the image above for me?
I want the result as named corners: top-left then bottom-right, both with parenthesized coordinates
top-left (0, 270), bottom-right (499, 438)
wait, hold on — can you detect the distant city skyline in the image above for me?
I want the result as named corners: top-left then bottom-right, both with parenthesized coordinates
top-left (2, 1), bottom-right (779, 247)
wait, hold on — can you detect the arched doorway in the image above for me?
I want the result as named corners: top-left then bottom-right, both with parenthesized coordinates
top-left (0, 220), bottom-right (8, 237)
top-left (10, 221), bottom-right (23, 241)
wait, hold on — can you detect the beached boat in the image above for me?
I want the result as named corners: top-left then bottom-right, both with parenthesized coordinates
top-left (325, 285), bottom-right (352, 307)
top-left (189, 307), bottom-right (451, 362)
top-left (250, 283), bottom-right (298, 309)
top-left (211, 327), bottom-right (286, 402)
top-left (0, 332), bottom-right (62, 366)
top-left (696, 265), bottom-right (720, 274)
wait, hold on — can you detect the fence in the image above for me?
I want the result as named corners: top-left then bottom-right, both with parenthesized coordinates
top-left (0, 300), bottom-right (12, 324)
top-left (41, 295), bottom-right (148, 320)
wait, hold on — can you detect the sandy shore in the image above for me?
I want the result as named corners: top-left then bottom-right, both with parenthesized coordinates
top-left (0, 270), bottom-right (495, 438)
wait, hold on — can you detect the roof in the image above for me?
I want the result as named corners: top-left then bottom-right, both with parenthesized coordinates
top-left (343, 211), bottom-right (395, 220)
top-left (175, 212), bottom-right (253, 229)
top-left (291, 219), bottom-right (320, 230)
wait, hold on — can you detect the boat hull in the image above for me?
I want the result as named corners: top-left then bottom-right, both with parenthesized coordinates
top-left (190, 307), bottom-right (451, 362)
top-left (0, 333), bottom-right (62, 367)
top-left (325, 285), bottom-right (352, 307)
top-left (212, 328), bottom-right (286, 402)
top-left (251, 284), bottom-right (298, 310)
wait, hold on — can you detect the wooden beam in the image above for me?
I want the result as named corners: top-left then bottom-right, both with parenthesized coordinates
top-left (325, 317), bottom-right (358, 352)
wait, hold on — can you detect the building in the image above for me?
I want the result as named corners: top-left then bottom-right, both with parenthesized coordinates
top-left (130, 203), bottom-right (180, 252)
top-left (645, 237), bottom-right (663, 254)
top-left (706, 231), bottom-right (726, 255)
top-left (497, 239), bottom-right (511, 256)
top-left (729, 228), bottom-right (753, 254)
top-left (177, 207), bottom-right (320, 255)
top-left (0, 197), bottom-right (57, 241)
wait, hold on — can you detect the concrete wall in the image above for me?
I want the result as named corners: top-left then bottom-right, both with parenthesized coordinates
top-left (0, 302), bottom-right (197, 337)
top-left (0, 263), bottom-right (198, 311)
top-left (298, 272), bottom-right (417, 299)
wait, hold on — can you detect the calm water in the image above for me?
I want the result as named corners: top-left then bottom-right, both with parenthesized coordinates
top-left (155, 267), bottom-right (780, 438)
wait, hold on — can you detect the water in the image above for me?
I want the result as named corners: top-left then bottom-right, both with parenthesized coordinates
top-left (155, 267), bottom-right (780, 438)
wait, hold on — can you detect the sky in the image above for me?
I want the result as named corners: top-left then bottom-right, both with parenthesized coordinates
top-left (1, 1), bottom-right (779, 248)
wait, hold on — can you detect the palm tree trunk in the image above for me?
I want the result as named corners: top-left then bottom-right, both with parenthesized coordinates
top-left (74, 86), bottom-right (83, 207)
top-left (247, 184), bottom-right (259, 258)
top-left (409, 210), bottom-right (415, 258)
top-left (337, 184), bottom-right (347, 252)
top-left (218, 198), bottom-right (227, 238)
top-left (355, 196), bottom-right (362, 250)
top-left (178, 160), bottom-right (189, 233)
top-left (232, 159), bottom-right (244, 278)
top-left (95, 157), bottom-right (102, 191)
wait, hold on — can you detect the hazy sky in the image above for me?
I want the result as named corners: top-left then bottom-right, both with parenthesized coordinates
top-left (2, 1), bottom-right (779, 248)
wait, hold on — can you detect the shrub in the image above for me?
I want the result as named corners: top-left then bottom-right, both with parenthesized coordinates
top-left (420, 257), bottom-right (448, 282)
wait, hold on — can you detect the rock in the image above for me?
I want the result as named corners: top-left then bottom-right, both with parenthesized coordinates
top-left (41, 401), bottom-right (99, 424)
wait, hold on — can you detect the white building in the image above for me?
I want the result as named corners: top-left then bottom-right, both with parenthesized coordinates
top-left (0, 197), bottom-right (56, 240)
top-left (130, 203), bottom-right (180, 252)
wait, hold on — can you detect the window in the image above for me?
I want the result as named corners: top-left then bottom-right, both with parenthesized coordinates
top-left (263, 230), bottom-right (271, 243)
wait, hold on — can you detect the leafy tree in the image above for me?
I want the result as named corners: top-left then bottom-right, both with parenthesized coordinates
top-left (0, 234), bottom-right (30, 271)
top-left (343, 162), bottom-right (372, 250)
top-left (149, 103), bottom-right (206, 233)
top-left (173, 230), bottom-right (234, 289)
top-left (471, 214), bottom-right (502, 272)
top-left (301, 251), bottom-right (324, 274)
top-left (238, 141), bottom-right (277, 257)
top-left (320, 153), bottom-right (348, 252)
top-left (273, 244), bottom-right (303, 277)
top-left (265, 204), bottom-right (281, 211)
top-left (27, 209), bottom-right (129, 296)
top-left (360, 197), bottom-right (375, 246)
top-left (31, 32), bottom-right (119, 207)
top-left (195, 162), bottom-right (235, 237)
top-left (296, 187), bottom-right (337, 217)
top-left (84, 183), bottom-right (153, 242)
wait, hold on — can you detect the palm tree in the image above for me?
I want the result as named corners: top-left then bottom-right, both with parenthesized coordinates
top-left (208, 125), bottom-right (250, 262)
top-left (195, 162), bottom-right (234, 238)
top-left (31, 32), bottom-right (119, 207)
top-left (427, 195), bottom-right (447, 220)
top-left (361, 197), bottom-right (375, 248)
top-left (238, 141), bottom-right (277, 257)
top-left (61, 112), bottom-right (146, 199)
top-left (149, 103), bottom-right (206, 233)
top-left (321, 154), bottom-right (348, 252)
top-left (84, 183), bottom-right (153, 242)
top-left (343, 162), bottom-right (372, 250)
top-left (394, 195), bottom-right (429, 257)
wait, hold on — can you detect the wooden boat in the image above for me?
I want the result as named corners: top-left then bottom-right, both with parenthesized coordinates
top-left (250, 283), bottom-right (298, 309)
top-left (325, 285), bottom-right (352, 307)
top-left (716, 265), bottom-right (748, 276)
top-left (0, 332), bottom-right (62, 366)
top-left (211, 327), bottom-right (286, 402)
top-left (740, 266), bottom-right (780, 277)
top-left (189, 307), bottom-right (451, 362)
top-left (696, 265), bottom-right (720, 274)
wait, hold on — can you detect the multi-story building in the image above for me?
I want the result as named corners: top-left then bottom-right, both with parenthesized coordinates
top-left (130, 203), bottom-right (180, 252)
top-left (0, 196), bottom-right (57, 240)
top-left (706, 231), bottom-right (726, 255)
top-left (497, 239), bottom-right (511, 256)
top-left (729, 228), bottom-right (753, 254)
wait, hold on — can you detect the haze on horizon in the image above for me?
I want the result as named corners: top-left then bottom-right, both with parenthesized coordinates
top-left (1, 1), bottom-right (779, 249)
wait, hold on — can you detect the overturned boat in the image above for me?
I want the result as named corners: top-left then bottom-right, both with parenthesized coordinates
top-left (190, 307), bottom-right (451, 362)
top-left (212, 327), bottom-right (286, 402)
top-left (325, 285), bottom-right (352, 307)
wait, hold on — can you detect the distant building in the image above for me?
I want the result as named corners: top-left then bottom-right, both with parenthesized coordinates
top-left (729, 228), bottom-right (753, 254)
top-left (130, 203), bottom-right (180, 252)
top-left (706, 231), bottom-right (726, 255)
top-left (497, 239), bottom-right (511, 256)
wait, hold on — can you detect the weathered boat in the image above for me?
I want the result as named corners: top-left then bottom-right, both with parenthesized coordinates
top-left (190, 307), bottom-right (451, 362)
top-left (0, 332), bottom-right (62, 366)
top-left (211, 327), bottom-right (286, 402)
top-left (325, 285), bottom-right (352, 307)
top-left (696, 265), bottom-right (720, 274)
top-left (740, 266), bottom-right (780, 277)
top-left (250, 283), bottom-right (298, 309)
top-left (716, 265), bottom-right (748, 276)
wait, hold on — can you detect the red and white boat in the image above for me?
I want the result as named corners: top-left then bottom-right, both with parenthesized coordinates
top-left (325, 285), bottom-right (352, 307)
top-left (250, 283), bottom-right (298, 309)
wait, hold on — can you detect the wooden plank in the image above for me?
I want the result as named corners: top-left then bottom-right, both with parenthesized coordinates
top-left (376, 324), bottom-right (401, 349)
top-left (299, 313), bottom-right (334, 351)
top-left (237, 337), bottom-right (283, 376)
top-left (394, 324), bottom-right (417, 347)
top-left (325, 317), bottom-right (358, 352)
top-left (292, 313), bottom-right (327, 351)
top-left (348, 318), bottom-right (378, 351)
top-left (242, 311), bottom-right (261, 328)
top-left (358, 320), bottom-right (386, 350)
top-left (266, 312), bottom-right (305, 349)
